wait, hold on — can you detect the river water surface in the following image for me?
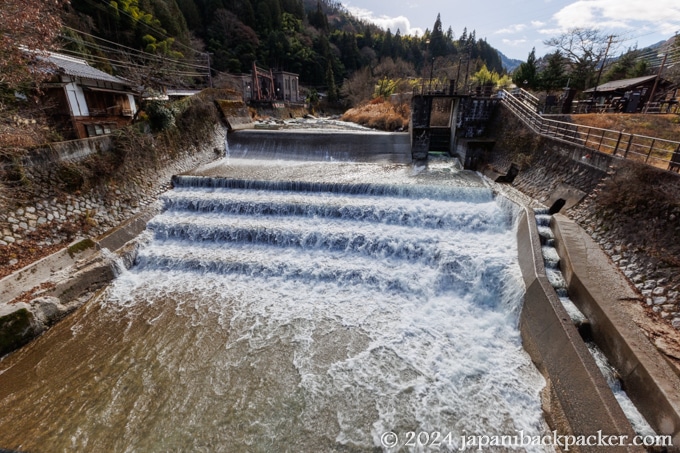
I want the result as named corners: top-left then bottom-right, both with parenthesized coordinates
top-left (0, 155), bottom-right (548, 452)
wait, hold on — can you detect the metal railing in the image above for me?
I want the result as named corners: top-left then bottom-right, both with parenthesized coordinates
top-left (499, 90), bottom-right (680, 172)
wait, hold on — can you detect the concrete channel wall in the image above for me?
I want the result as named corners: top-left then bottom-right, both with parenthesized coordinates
top-left (516, 208), bottom-right (642, 452)
top-left (0, 209), bottom-right (155, 356)
top-left (551, 214), bottom-right (680, 448)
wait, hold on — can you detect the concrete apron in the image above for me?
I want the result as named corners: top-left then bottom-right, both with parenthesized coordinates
top-left (516, 208), bottom-right (643, 452)
top-left (0, 209), bottom-right (156, 357)
top-left (551, 213), bottom-right (680, 449)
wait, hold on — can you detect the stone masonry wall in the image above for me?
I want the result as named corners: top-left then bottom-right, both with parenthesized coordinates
top-left (0, 125), bottom-right (226, 276)
top-left (486, 106), bottom-right (680, 337)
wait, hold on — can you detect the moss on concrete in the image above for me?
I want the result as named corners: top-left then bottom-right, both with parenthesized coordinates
top-left (67, 238), bottom-right (96, 258)
top-left (0, 307), bottom-right (35, 356)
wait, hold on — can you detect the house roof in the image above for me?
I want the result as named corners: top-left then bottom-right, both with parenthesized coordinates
top-left (583, 75), bottom-right (659, 93)
top-left (39, 51), bottom-right (131, 86)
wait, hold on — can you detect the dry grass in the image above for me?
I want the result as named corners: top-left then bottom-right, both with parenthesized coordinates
top-left (570, 114), bottom-right (680, 142)
top-left (341, 98), bottom-right (410, 131)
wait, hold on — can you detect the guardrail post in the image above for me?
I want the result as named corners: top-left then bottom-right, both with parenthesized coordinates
top-left (584, 129), bottom-right (591, 149)
top-left (645, 139), bottom-right (656, 163)
top-left (613, 131), bottom-right (623, 156)
top-left (624, 134), bottom-right (634, 158)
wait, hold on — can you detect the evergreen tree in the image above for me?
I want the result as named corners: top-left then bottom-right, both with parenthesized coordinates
top-left (513, 47), bottom-right (538, 89)
top-left (326, 60), bottom-right (338, 102)
top-left (380, 29), bottom-right (394, 59)
top-left (429, 13), bottom-right (447, 58)
top-left (538, 50), bottom-right (567, 92)
top-left (308, 1), bottom-right (329, 32)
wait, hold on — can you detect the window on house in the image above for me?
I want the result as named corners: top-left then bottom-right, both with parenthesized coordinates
top-left (85, 123), bottom-right (114, 137)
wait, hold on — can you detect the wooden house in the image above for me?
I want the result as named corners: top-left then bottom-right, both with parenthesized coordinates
top-left (38, 52), bottom-right (138, 139)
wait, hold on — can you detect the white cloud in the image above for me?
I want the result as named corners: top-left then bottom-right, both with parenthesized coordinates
top-left (531, 20), bottom-right (546, 27)
top-left (502, 38), bottom-right (528, 46)
top-left (552, 0), bottom-right (680, 32)
top-left (344, 5), bottom-right (423, 36)
top-left (495, 24), bottom-right (527, 34)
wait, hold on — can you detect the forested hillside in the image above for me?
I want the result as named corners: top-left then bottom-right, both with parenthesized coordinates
top-left (59, 0), bottom-right (506, 99)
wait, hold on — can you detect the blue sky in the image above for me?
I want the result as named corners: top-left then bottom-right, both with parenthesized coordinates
top-left (341, 0), bottom-right (680, 61)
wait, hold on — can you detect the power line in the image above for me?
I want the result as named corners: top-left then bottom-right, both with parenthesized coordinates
top-left (54, 47), bottom-right (207, 78)
top-left (78, 0), bottom-right (204, 56)
top-left (61, 26), bottom-right (208, 70)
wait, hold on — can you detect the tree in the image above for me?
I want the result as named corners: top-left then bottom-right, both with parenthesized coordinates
top-left (666, 33), bottom-right (680, 85)
top-left (544, 28), bottom-right (611, 90)
top-left (429, 13), bottom-right (447, 58)
top-left (0, 0), bottom-right (67, 91)
top-left (325, 60), bottom-right (338, 102)
top-left (538, 50), bottom-right (567, 93)
top-left (512, 47), bottom-right (538, 89)
top-left (602, 49), bottom-right (649, 82)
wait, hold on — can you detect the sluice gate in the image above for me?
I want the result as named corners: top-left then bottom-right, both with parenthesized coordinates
top-left (410, 82), bottom-right (500, 167)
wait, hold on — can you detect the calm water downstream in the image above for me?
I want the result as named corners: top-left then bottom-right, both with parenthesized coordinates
top-left (0, 155), bottom-right (548, 452)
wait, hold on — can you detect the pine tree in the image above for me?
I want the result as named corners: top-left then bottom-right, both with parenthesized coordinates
top-left (429, 13), bottom-right (447, 58)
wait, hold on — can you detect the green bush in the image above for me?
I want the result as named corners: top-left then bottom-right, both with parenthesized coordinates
top-left (145, 101), bottom-right (175, 132)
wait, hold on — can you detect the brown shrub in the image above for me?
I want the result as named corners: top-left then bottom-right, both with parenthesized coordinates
top-left (341, 100), bottom-right (409, 131)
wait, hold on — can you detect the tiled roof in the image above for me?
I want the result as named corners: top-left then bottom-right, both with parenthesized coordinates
top-left (583, 75), bottom-right (658, 93)
top-left (40, 51), bottom-right (130, 85)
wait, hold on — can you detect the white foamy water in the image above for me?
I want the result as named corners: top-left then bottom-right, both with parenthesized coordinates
top-left (0, 166), bottom-right (548, 452)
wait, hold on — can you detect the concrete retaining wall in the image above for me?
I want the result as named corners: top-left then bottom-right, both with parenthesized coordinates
top-left (552, 214), bottom-right (680, 448)
top-left (516, 208), bottom-right (641, 452)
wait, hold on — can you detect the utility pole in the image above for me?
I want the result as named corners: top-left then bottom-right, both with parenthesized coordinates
top-left (643, 52), bottom-right (668, 114)
top-left (206, 52), bottom-right (213, 88)
top-left (591, 34), bottom-right (615, 108)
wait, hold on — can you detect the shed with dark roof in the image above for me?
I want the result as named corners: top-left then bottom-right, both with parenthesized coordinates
top-left (582, 75), bottom-right (676, 113)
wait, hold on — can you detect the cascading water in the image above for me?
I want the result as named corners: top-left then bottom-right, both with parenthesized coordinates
top-left (534, 211), bottom-right (656, 439)
top-left (0, 157), bottom-right (549, 452)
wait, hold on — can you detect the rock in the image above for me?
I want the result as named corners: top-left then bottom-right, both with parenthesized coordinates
top-left (652, 287), bottom-right (666, 296)
top-left (3, 236), bottom-right (15, 244)
top-left (33, 297), bottom-right (68, 326)
top-left (25, 206), bottom-right (36, 213)
top-left (653, 296), bottom-right (668, 305)
top-left (672, 319), bottom-right (680, 329)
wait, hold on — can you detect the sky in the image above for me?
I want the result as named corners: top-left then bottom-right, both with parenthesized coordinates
top-left (341, 0), bottom-right (680, 62)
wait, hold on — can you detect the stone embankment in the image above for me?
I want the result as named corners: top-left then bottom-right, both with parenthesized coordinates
top-left (486, 106), bottom-right (680, 366)
top-left (0, 117), bottom-right (227, 355)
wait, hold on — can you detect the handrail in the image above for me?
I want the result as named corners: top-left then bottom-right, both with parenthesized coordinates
top-left (499, 90), bottom-right (680, 172)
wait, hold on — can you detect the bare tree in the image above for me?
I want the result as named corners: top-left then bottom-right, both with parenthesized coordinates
top-left (339, 67), bottom-right (373, 106)
top-left (0, 0), bottom-right (68, 90)
top-left (544, 28), bottom-right (613, 90)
